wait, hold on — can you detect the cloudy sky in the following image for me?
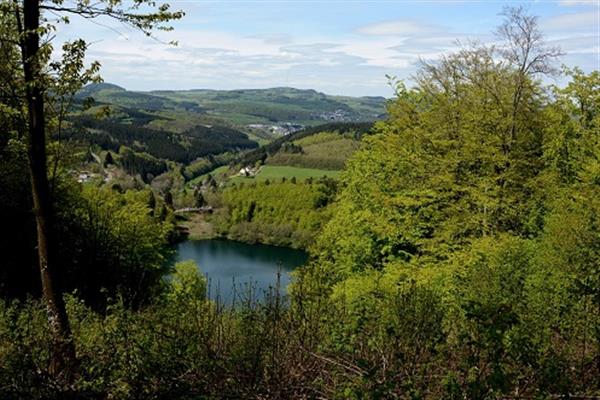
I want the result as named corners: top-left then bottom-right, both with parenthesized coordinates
top-left (54, 0), bottom-right (599, 97)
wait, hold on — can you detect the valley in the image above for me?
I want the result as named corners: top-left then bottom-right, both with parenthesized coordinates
top-left (67, 83), bottom-right (380, 249)
top-left (1, 2), bottom-right (598, 398)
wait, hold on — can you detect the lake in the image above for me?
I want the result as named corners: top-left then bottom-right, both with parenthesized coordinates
top-left (175, 239), bottom-right (308, 302)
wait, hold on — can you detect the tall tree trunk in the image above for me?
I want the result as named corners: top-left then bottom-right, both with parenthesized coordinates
top-left (21, 0), bottom-right (77, 380)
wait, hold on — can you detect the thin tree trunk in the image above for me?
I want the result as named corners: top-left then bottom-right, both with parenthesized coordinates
top-left (21, 0), bottom-right (77, 381)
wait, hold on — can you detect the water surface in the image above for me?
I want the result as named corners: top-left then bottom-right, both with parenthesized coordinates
top-left (175, 239), bottom-right (308, 302)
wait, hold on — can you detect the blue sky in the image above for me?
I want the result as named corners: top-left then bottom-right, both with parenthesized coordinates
top-left (55, 0), bottom-right (599, 96)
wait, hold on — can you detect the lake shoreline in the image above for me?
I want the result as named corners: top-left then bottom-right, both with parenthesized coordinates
top-left (174, 238), bottom-right (309, 301)
top-left (177, 212), bottom-right (311, 251)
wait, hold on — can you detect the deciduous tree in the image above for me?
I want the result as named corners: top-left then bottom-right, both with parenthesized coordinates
top-left (3, 0), bottom-right (183, 381)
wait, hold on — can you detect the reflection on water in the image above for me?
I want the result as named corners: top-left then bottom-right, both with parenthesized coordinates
top-left (175, 239), bottom-right (308, 302)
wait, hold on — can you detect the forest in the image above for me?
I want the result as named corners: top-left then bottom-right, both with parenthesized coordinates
top-left (68, 114), bottom-right (257, 167)
top-left (211, 177), bottom-right (338, 248)
top-left (0, 0), bottom-right (599, 399)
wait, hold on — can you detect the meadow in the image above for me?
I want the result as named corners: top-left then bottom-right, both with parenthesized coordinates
top-left (229, 165), bottom-right (341, 185)
top-left (267, 131), bottom-right (360, 170)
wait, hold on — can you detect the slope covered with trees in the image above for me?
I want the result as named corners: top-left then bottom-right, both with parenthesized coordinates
top-left (234, 121), bottom-right (373, 167)
top-left (267, 131), bottom-right (361, 170)
top-left (211, 177), bottom-right (338, 248)
top-left (69, 114), bottom-right (258, 164)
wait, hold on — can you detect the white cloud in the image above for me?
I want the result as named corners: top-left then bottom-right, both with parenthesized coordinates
top-left (357, 19), bottom-right (441, 36)
top-left (548, 34), bottom-right (598, 53)
top-left (540, 10), bottom-right (598, 74)
top-left (246, 33), bottom-right (293, 45)
top-left (559, 0), bottom-right (597, 6)
top-left (52, 4), bottom-right (598, 96)
top-left (542, 10), bottom-right (598, 31)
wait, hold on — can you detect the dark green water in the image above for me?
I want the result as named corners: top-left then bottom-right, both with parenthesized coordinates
top-left (175, 239), bottom-right (308, 302)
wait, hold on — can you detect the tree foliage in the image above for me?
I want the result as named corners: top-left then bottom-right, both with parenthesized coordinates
top-left (297, 8), bottom-right (599, 397)
top-left (213, 179), bottom-right (336, 248)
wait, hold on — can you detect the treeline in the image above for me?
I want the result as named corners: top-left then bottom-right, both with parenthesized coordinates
top-left (107, 105), bottom-right (173, 126)
top-left (183, 152), bottom-right (236, 181)
top-left (185, 124), bottom-right (258, 158)
top-left (118, 146), bottom-right (168, 182)
top-left (69, 115), bottom-right (257, 164)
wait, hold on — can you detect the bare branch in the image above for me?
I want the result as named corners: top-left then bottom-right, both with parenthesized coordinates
top-left (496, 6), bottom-right (563, 77)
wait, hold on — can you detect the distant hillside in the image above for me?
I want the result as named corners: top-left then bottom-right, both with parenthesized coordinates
top-left (65, 87), bottom-right (259, 184)
top-left (69, 85), bottom-right (384, 184)
top-left (69, 115), bottom-right (257, 165)
top-left (185, 122), bottom-right (373, 189)
top-left (77, 84), bottom-right (387, 135)
top-left (76, 82), bottom-right (126, 97)
top-left (76, 83), bottom-right (202, 113)
top-left (235, 122), bottom-right (374, 169)
top-left (151, 87), bottom-right (387, 126)
top-left (267, 131), bottom-right (360, 170)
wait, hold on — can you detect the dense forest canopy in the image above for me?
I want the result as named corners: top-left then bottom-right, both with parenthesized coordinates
top-left (0, 2), bottom-right (598, 399)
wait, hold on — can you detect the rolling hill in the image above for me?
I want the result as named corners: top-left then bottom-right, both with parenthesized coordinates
top-left (69, 85), bottom-right (384, 186)
top-left (78, 84), bottom-right (387, 135)
top-left (150, 87), bottom-right (387, 126)
top-left (233, 122), bottom-right (373, 168)
top-left (190, 122), bottom-right (373, 188)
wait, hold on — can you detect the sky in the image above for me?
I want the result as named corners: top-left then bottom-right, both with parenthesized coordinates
top-left (54, 0), bottom-right (599, 97)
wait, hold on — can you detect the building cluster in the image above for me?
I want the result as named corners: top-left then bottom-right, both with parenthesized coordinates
top-left (247, 123), bottom-right (304, 136)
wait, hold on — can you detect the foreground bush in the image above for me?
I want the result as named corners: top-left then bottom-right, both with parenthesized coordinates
top-left (0, 253), bottom-right (597, 399)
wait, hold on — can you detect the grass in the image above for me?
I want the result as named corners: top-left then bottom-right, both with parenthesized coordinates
top-left (267, 132), bottom-right (360, 170)
top-left (229, 165), bottom-right (341, 185)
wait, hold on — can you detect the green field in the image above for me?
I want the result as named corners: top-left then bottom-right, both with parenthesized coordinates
top-left (229, 165), bottom-right (340, 185)
top-left (267, 131), bottom-right (360, 170)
